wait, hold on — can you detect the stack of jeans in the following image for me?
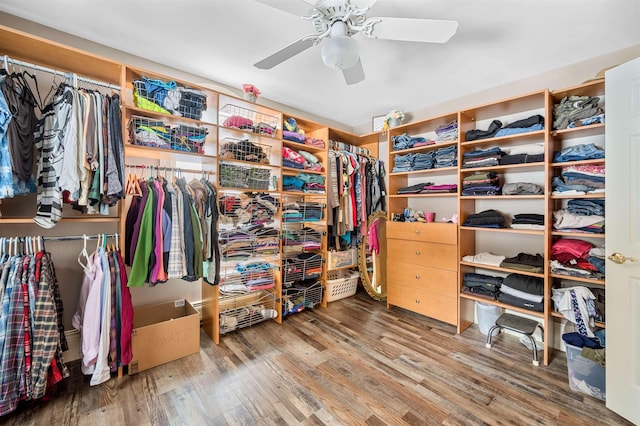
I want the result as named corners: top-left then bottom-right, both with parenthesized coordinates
top-left (462, 146), bottom-right (505, 168)
top-left (391, 133), bottom-right (429, 151)
top-left (553, 143), bottom-right (605, 162)
top-left (412, 151), bottom-right (435, 170)
top-left (552, 164), bottom-right (605, 195)
top-left (435, 120), bottom-right (458, 142)
top-left (434, 145), bottom-right (457, 168)
top-left (391, 153), bottom-right (414, 172)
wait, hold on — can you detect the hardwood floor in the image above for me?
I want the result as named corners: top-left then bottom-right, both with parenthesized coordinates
top-left (3, 290), bottom-right (630, 425)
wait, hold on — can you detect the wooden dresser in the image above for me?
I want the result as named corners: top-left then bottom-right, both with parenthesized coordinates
top-left (386, 222), bottom-right (458, 325)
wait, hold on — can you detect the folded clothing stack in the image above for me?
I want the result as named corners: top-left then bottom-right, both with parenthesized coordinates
top-left (461, 171), bottom-right (501, 196)
top-left (553, 199), bottom-right (605, 234)
top-left (465, 114), bottom-right (544, 141)
top-left (462, 209), bottom-right (505, 228)
top-left (500, 252), bottom-right (544, 273)
top-left (511, 213), bottom-right (544, 230)
top-left (553, 95), bottom-right (603, 130)
top-left (502, 182), bottom-right (543, 195)
top-left (462, 146), bottom-right (506, 169)
top-left (461, 272), bottom-right (503, 300)
top-left (497, 273), bottom-right (544, 312)
top-left (550, 238), bottom-right (604, 279)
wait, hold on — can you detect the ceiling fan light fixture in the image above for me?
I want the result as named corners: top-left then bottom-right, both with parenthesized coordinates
top-left (321, 34), bottom-right (359, 69)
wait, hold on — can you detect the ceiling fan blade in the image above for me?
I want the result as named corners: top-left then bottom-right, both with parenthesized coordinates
top-left (254, 36), bottom-right (319, 69)
top-left (367, 17), bottom-right (458, 43)
top-left (253, 0), bottom-right (318, 17)
top-left (342, 58), bottom-right (365, 85)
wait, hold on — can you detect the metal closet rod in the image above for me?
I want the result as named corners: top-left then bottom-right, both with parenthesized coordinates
top-left (125, 163), bottom-right (216, 176)
top-left (2, 233), bottom-right (119, 242)
top-left (2, 55), bottom-right (121, 91)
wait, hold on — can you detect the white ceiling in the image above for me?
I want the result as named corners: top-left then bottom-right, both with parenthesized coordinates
top-left (1, 0), bottom-right (640, 128)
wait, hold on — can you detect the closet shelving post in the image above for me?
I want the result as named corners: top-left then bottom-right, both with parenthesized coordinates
top-left (457, 89), bottom-right (552, 365)
top-left (280, 115), bottom-right (329, 314)
top-left (202, 95), bottom-right (283, 344)
top-left (547, 79), bottom-right (606, 357)
top-left (385, 114), bottom-right (460, 326)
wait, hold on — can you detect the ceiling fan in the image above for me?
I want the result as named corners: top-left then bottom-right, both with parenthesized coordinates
top-left (253, 0), bottom-right (458, 85)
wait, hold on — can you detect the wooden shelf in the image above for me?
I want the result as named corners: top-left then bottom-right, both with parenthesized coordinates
top-left (550, 158), bottom-right (605, 168)
top-left (460, 130), bottom-right (546, 147)
top-left (460, 161), bottom-right (545, 173)
top-left (550, 311), bottom-right (605, 328)
top-left (125, 105), bottom-right (216, 127)
top-left (550, 274), bottom-right (605, 285)
top-left (281, 167), bottom-right (324, 175)
top-left (389, 166), bottom-right (458, 176)
top-left (551, 231), bottom-right (605, 239)
top-left (459, 261), bottom-right (544, 278)
top-left (390, 193), bottom-right (457, 198)
top-left (551, 193), bottom-right (605, 199)
top-left (282, 139), bottom-right (326, 153)
top-left (390, 140), bottom-right (458, 155)
top-left (459, 293), bottom-right (545, 318)
top-left (125, 145), bottom-right (216, 163)
top-left (460, 195), bottom-right (544, 200)
top-left (551, 123), bottom-right (605, 139)
top-left (460, 226), bottom-right (544, 236)
top-left (0, 217), bottom-right (120, 224)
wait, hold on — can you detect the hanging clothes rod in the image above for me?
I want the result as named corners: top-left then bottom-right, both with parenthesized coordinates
top-left (329, 139), bottom-right (371, 156)
top-left (43, 233), bottom-right (119, 242)
top-left (125, 164), bottom-right (215, 176)
top-left (2, 55), bottom-right (121, 91)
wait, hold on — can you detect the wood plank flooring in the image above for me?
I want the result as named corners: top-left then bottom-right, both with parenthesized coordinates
top-left (3, 290), bottom-right (631, 425)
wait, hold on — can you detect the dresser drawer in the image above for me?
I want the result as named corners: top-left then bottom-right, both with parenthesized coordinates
top-left (388, 265), bottom-right (457, 298)
top-left (387, 240), bottom-right (457, 270)
top-left (386, 222), bottom-right (457, 244)
top-left (388, 286), bottom-right (457, 325)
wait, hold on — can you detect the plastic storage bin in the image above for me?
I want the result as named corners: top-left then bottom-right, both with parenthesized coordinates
top-left (565, 343), bottom-right (606, 401)
top-left (476, 302), bottom-right (502, 336)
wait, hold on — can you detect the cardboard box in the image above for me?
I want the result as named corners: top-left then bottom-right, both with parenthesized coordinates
top-left (129, 299), bottom-right (200, 374)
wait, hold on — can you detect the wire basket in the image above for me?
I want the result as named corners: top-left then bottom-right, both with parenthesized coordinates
top-left (220, 137), bottom-right (271, 164)
top-left (326, 269), bottom-right (360, 302)
top-left (282, 253), bottom-right (323, 284)
top-left (281, 226), bottom-right (324, 254)
top-left (218, 261), bottom-right (278, 295)
top-left (282, 280), bottom-right (323, 317)
top-left (128, 116), bottom-right (207, 153)
top-left (219, 104), bottom-right (279, 136)
top-left (218, 228), bottom-right (281, 261)
top-left (218, 192), bottom-right (280, 227)
top-left (219, 162), bottom-right (271, 190)
top-left (219, 290), bottom-right (278, 335)
top-left (282, 201), bottom-right (326, 223)
top-left (133, 77), bottom-right (207, 120)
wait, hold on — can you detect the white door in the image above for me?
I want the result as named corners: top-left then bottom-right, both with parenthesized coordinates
top-left (605, 56), bottom-right (640, 425)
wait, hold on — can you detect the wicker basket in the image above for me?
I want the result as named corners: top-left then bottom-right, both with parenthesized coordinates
top-left (325, 270), bottom-right (359, 302)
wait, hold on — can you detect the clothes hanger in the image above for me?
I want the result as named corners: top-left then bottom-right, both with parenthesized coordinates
top-left (78, 234), bottom-right (90, 272)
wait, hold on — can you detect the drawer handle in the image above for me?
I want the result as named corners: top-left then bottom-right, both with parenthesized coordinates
top-left (415, 229), bottom-right (420, 234)
top-left (415, 275), bottom-right (420, 279)
top-left (415, 299), bottom-right (420, 304)
top-left (415, 250), bottom-right (420, 255)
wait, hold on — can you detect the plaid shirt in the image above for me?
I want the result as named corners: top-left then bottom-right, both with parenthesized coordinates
top-left (0, 256), bottom-right (26, 416)
top-left (30, 252), bottom-right (60, 400)
top-left (166, 185), bottom-right (186, 279)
